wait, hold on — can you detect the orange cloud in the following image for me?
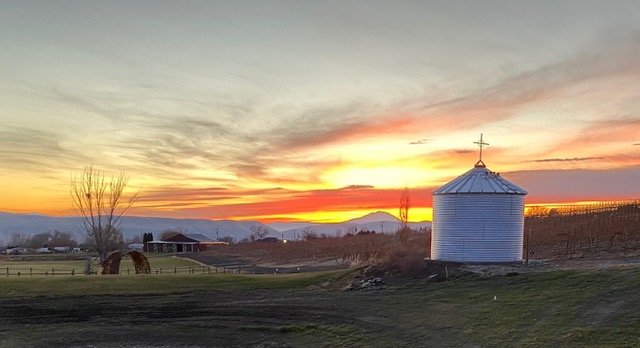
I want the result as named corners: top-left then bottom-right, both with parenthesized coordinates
top-left (133, 185), bottom-right (435, 222)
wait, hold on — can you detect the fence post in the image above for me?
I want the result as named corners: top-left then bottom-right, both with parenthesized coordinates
top-left (174, 267), bottom-right (177, 274)
top-left (45, 271), bottom-right (48, 276)
top-left (6, 266), bottom-right (8, 277)
top-left (127, 268), bottom-right (130, 275)
top-left (72, 268), bottom-right (75, 276)
top-left (17, 271), bottom-right (20, 277)
top-left (30, 267), bottom-right (32, 276)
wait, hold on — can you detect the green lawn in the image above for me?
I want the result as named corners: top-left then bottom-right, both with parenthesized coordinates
top-left (0, 270), bottom-right (348, 297)
top-left (0, 253), bottom-right (202, 275)
top-left (402, 268), bottom-right (640, 347)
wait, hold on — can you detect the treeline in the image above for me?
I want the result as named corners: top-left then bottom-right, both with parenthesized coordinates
top-left (3, 230), bottom-right (79, 249)
top-left (525, 201), bottom-right (640, 258)
top-left (217, 228), bottom-right (430, 265)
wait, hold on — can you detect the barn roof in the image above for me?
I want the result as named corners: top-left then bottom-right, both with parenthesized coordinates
top-left (433, 165), bottom-right (527, 195)
top-left (157, 233), bottom-right (226, 245)
top-left (184, 233), bottom-right (218, 243)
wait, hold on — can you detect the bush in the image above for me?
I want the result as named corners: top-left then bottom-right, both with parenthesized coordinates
top-left (377, 249), bottom-right (426, 276)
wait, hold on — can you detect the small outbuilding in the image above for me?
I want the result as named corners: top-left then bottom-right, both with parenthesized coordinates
top-left (144, 233), bottom-right (228, 253)
top-left (430, 135), bottom-right (528, 263)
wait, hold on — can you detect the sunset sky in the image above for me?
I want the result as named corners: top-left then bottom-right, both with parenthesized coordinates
top-left (1, 1), bottom-right (639, 222)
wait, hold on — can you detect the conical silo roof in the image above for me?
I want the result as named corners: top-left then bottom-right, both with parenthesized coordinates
top-left (433, 164), bottom-right (527, 195)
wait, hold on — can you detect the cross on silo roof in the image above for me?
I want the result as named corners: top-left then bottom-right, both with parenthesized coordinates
top-left (473, 133), bottom-right (489, 168)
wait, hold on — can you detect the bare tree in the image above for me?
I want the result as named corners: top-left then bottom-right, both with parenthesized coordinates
top-left (49, 230), bottom-right (78, 248)
top-left (160, 228), bottom-right (185, 240)
top-left (300, 226), bottom-right (318, 240)
top-left (398, 187), bottom-right (411, 245)
top-left (71, 166), bottom-right (138, 261)
top-left (6, 232), bottom-right (30, 248)
top-left (218, 235), bottom-right (235, 244)
top-left (28, 232), bottom-right (51, 249)
top-left (249, 225), bottom-right (269, 241)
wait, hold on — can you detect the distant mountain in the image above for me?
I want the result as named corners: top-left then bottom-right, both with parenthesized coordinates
top-left (344, 211), bottom-right (399, 224)
top-left (0, 212), bottom-right (278, 243)
top-left (266, 222), bottom-right (315, 232)
top-left (266, 211), bottom-right (401, 232)
top-left (0, 210), bottom-right (431, 244)
top-left (278, 211), bottom-right (431, 240)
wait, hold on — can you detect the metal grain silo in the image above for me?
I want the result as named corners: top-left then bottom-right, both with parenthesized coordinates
top-left (431, 136), bottom-right (527, 262)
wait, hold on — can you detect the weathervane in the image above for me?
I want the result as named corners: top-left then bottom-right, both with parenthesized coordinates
top-left (473, 133), bottom-right (489, 167)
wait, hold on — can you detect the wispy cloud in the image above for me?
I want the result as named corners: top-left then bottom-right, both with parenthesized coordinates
top-left (15, 32), bottom-right (640, 186)
top-left (507, 166), bottom-right (640, 203)
top-left (541, 118), bottom-right (640, 157)
top-left (48, 88), bottom-right (126, 121)
top-left (409, 138), bottom-right (430, 145)
top-left (0, 126), bottom-right (90, 173)
top-left (258, 32), bottom-right (640, 156)
top-left (528, 157), bottom-right (604, 163)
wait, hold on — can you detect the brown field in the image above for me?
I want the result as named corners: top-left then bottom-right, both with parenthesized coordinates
top-left (525, 200), bottom-right (640, 260)
top-left (184, 201), bottom-right (640, 274)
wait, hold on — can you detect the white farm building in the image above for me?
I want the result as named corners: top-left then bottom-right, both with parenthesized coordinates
top-left (430, 135), bottom-right (528, 263)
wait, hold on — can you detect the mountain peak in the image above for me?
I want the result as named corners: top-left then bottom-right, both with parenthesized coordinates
top-left (346, 211), bottom-right (399, 224)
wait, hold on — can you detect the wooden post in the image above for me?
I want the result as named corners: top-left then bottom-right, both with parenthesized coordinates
top-left (174, 267), bottom-right (177, 274)
top-left (71, 268), bottom-right (75, 276)
top-left (30, 267), bottom-right (32, 276)
top-left (6, 266), bottom-right (8, 277)
top-left (525, 227), bottom-right (530, 266)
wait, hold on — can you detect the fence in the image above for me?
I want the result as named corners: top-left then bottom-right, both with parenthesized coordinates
top-left (1, 265), bottom-right (245, 277)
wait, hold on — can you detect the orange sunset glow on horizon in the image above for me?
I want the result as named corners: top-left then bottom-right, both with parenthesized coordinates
top-left (1, 2), bottom-right (640, 225)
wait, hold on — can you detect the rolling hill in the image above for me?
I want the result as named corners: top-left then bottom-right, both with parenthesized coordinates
top-left (0, 212), bottom-right (278, 243)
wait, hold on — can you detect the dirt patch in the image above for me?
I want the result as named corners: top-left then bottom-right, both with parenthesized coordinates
top-left (0, 289), bottom-right (394, 347)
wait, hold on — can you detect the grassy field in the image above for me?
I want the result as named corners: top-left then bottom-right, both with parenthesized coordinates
top-left (0, 253), bottom-right (201, 275)
top-left (1, 265), bottom-right (639, 347)
top-left (0, 270), bottom-right (345, 297)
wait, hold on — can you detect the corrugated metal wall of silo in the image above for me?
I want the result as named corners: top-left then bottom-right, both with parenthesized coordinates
top-left (431, 194), bottom-right (525, 262)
